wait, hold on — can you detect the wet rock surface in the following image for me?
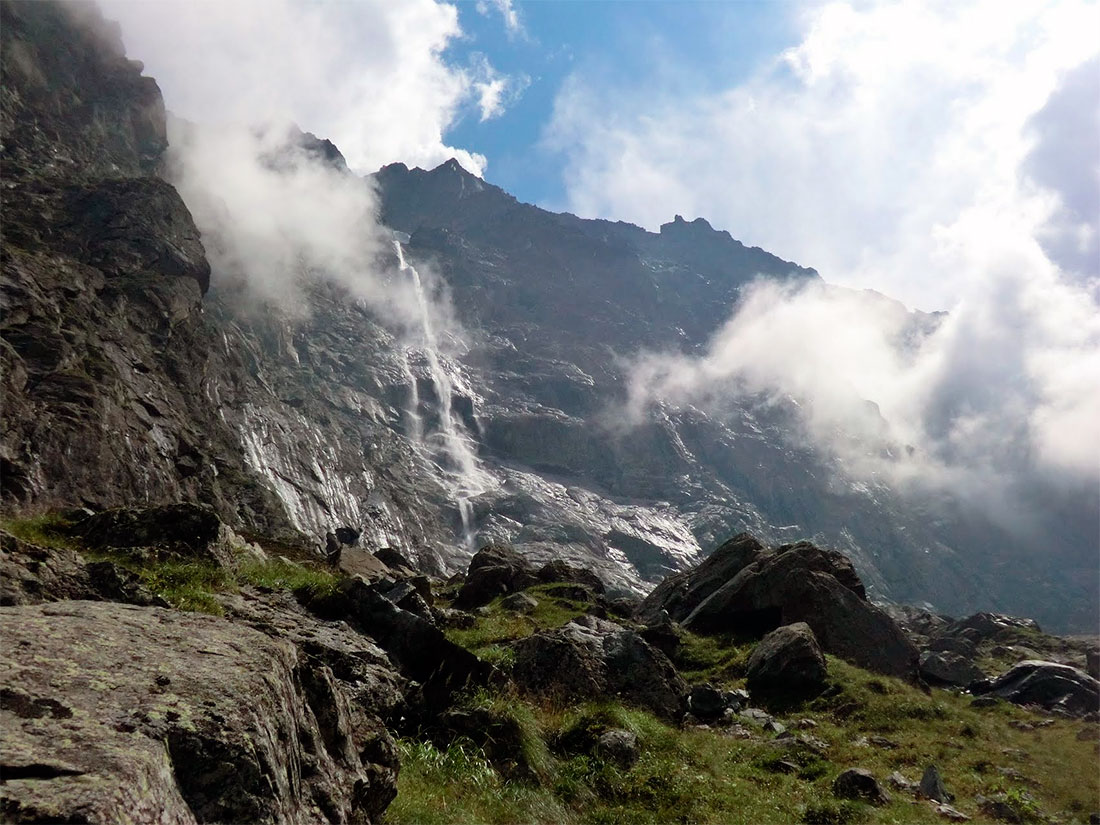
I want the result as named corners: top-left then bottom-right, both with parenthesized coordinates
top-left (0, 600), bottom-right (396, 824)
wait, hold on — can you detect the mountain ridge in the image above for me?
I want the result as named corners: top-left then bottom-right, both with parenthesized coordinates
top-left (1, 0), bottom-right (1095, 631)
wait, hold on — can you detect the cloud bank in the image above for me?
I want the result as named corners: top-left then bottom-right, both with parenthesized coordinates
top-left (546, 0), bottom-right (1099, 310)
top-left (569, 0), bottom-right (1100, 523)
top-left (100, 0), bottom-right (522, 176)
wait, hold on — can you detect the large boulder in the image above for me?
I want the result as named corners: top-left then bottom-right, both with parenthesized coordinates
top-left (635, 533), bottom-right (765, 624)
top-left (536, 559), bottom-right (605, 595)
top-left (833, 768), bottom-right (890, 806)
top-left (972, 660), bottom-right (1100, 717)
top-left (513, 616), bottom-right (687, 721)
top-left (919, 650), bottom-right (986, 687)
top-left (74, 503), bottom-right (242, 569)
top-left (453, 544), bottom-right (537, 609)
top-left (329, 577), bottom-right (496, 714)
top-left (0, 600), bottom-right (397, 824)
top-left (681, 541), bottom-right (917, 680)
top-left (746, 622), bottom-right (828, 696)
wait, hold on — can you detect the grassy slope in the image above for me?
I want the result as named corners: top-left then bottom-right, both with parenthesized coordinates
top-left (5, 513), bottom-right (1097, 822)
top-left (391, 588), bottom-right (1100, 825)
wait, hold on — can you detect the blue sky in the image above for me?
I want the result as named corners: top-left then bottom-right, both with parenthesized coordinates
top-left (444, 1), bottom-right (801, 208)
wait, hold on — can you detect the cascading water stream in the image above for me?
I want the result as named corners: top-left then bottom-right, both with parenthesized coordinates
top-left (393, 240), bottom-right (488, 551)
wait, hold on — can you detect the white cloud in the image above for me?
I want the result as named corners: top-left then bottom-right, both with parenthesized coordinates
top-left (558, 0), bottom-right (1100, 515)
top-left (98, 0), bottom-right (521, 175)
top-left (468, 54), bottom-right (530, 122)
top-left (477, 0), bottom-right (524, 37)
top-left (546, 0), bottom-right (1100, 311)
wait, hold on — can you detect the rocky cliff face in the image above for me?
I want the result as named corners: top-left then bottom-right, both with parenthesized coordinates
top-left (1, 0), bottom-right (1094, 631)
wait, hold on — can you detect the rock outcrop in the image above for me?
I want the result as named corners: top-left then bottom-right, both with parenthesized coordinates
top-left (1, 600), bottom-right (397, 824)
top-left (972, 660), bottom-right (1100, 717)
top-left (640, 538), bottom-right (918, 679)
top-left (513, 616), bottom-right (687, 720)
top-left (746, 622), bottom-right (828, 697)
top-left (1, 529), bottom-right (162, 607)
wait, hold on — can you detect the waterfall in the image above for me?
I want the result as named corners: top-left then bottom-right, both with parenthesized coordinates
top-left (393, 240), bottom-right (488, 551)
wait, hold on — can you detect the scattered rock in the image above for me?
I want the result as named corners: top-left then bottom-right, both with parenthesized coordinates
top-left (329, 577), bottom-right (495, 714)
top-left (919, 764), bottom-right (952, 803)
top-left (433, 607), bottom-right (477, 629)
top-left (739, 707), bottom-right (775, 727)
top-left (512, 616), bottom-right (687, 721)
top-left (833, 768), bottom-right (890, 805)
top-left (687, 684), bottom-right (727, 720)
top-left (973, 660), bottom-right (1100, 717)
top-left (596, 729), bottom-right (639, 768)
top-left (453, 544), bottom-right (537, 609)
top-left (977, 792), bottom-right (1038, 823)
top-left (639, 616), bottom-right (682, 658)
top-left (887, 771), bottom-right (919, 793)
top-left (926, 635), bottom-right (980, 659)
top-left (1086, 649), bottom-right (1099, 680)
top-left (501, 591), bottom-right (539, 613)
top-left (763, 719), bottom-right (787, 736)
top-left (537, 559), bottom-right (605, 594)
top-left (726, 688), bottom-right (751, 710)
top-left (374, 547), bottom-right (416, 573)
top-left (935, 803), bottom-right (971, 821)
top-left (746, 621), bottom-right (828, 696)
top-left (919, 650), bottom-right (986, 687)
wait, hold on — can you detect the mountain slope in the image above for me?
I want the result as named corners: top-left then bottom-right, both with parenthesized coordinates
top-left (1, 0), bottom-right (1094, 630)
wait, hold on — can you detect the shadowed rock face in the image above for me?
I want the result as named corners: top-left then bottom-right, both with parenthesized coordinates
top-left (0, 600), bottom-right (397, 824)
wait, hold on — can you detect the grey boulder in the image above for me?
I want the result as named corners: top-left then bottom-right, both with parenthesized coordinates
top-left (746, 622), bottom-right (828, 697)
top-left (513, 616), bottom-right (687, 720)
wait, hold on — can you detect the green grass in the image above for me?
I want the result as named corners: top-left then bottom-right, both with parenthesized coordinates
top-left (395, 616), bottom-right (1100, 825)
top-left (2, 511), bottom-right (343, 616)
top-left (1, 511), bottom-right (82, 550)
top-left (236, 557), bottom-right (340, 599)
top-left (674, 629), bottom-right (755, 684)
top-left (443, 583), bottom-right (595, 658)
